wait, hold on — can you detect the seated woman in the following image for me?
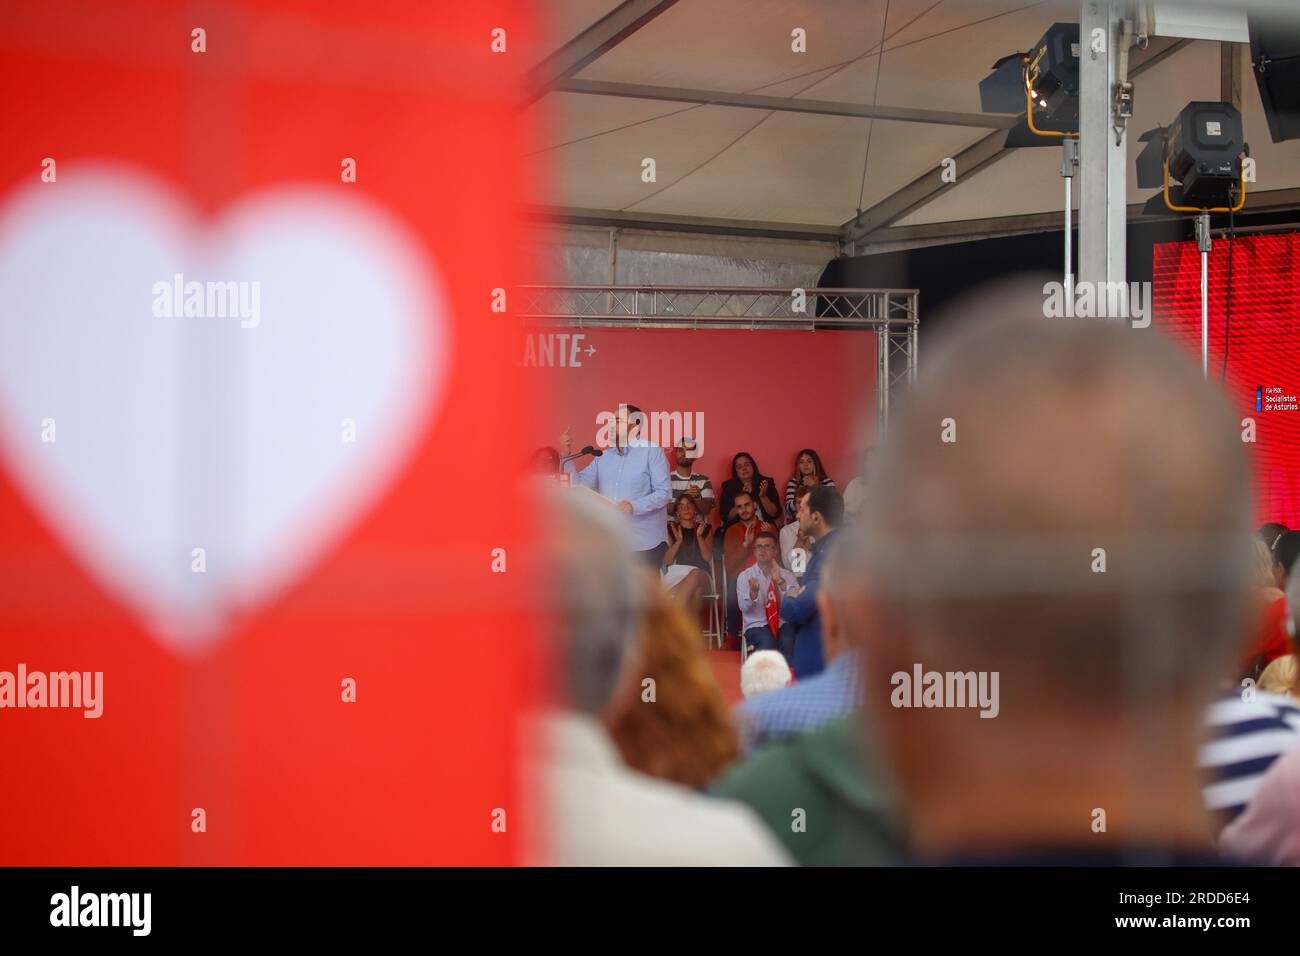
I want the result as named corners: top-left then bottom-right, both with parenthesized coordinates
top-left (718, 452), bottom-right (781, 527)
top-left (784, 448), bottom-right (835, 522)
top-left (661, 493), bottom-right (715, 611)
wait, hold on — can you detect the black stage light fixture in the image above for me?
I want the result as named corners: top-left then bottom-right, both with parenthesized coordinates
top-left (979, 23), bottom-right (1080, 148)
top-left (1136, 102), bottom-right (1247, 215)
top-left (1248, 8), bottom-right (1300, 143)
top-left (1167, 101), bottom-right (1245, 209)
top-left (1023, 22), bottom-right (1080, 133)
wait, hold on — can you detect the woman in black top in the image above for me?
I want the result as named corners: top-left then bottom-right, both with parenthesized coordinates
top-left (662, 493), bottom-right (715, 610)
top-left (718, 452), bottom-right (781, 527)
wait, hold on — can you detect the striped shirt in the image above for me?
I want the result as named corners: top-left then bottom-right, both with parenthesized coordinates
top-left (668, 470), bottom-right (714, 519)
top-left (784, 476), bottom-right (835, 521)
top-left (1201, 689), bottom-right (1300, 822)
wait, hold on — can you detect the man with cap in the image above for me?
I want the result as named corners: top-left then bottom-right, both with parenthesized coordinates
top-left (668, 437), bottom-right (715, 523)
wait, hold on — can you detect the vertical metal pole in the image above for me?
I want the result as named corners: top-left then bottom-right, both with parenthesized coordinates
top-left (1079, 0), bottom-right (1128, 290)
top-left (909, 312), bottom-right (918, 385)
top-left (1062, 138), bottom-right (1078, 303)
top-left (607, 228), bottom-right (618, 317)
top-left (878, 327), bottom-right (889, 438)
top-left (1201, 248), bottom-right (1208, 377)
top-left (1065, 178), bottom-right (1073, 301)
top-left (1197, 212), bottom-right (1212, 379)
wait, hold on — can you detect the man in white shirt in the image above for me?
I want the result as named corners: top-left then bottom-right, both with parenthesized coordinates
top-left (736, 531), bottom-right (800, 658)
top-left (780, 515), bottom-right (814, 577)
top-left (533, 489), bottom-right (790, 867)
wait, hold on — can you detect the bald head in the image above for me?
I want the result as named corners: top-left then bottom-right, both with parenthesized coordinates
top-left (860, 310), bottom-right (1252, 706)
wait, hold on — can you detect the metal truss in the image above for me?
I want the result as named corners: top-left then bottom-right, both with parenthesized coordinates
top-left (515, 285), bottom-right (918, 435)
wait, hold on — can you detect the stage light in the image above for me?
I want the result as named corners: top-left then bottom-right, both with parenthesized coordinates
top-left (979, 23), bottom-right (1080, 148)
top-left (1248, 8), bottom-right (1300, 143)
top-left (1023, 22), bottom-right (1080, 133)
top-left (1136, 101), bottom-right (1247, 213)
top-left (978, 23), bottom-right (1083, 305)
top-left (1136, 101), bottom-right (1250, 381)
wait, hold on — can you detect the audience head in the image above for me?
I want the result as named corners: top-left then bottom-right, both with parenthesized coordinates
top-left (731, 453), bottom-right (758, 484)
top-left (740, 650), bottom-right (792, 699)
top-left (548, 490), bottom-right (649, 717)
top-left (848, 307), bottom-right (1252, 855)
top-left (1274, 531), bottom-right (1300, 587)
top-left (1287, 559), bottom-right (1300, 640)
top-left (675, 438), bottom-right (700, 468)
top-left (1252, 537), bottom-right (1279, 590)
top-left (815, 540), bottom-right (861, 663)
top-left (1259, 522), bottom-right (1288, 553)
top-left (752, 531), bottom-right (779, 566)
top-left (794, 448), bottom-right (828, 482)
top-left (1258, 654), bottom-right (1298, 698)
top-left (797, 485), bottom-right (843, 537)
top-left (673, 493), bottom-right (699, 525)
top-left (734, 492), bottom-right (756, 523)
top-left (606, 584), bottom-right (740, 789)
top-left (530, 446), bottom-right (560, 476)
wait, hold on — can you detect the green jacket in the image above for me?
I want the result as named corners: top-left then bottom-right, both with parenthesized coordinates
top-left (712, 714), bottom-right (902, 866)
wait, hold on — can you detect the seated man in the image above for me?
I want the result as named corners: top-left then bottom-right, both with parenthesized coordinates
top-left (723, 492), bottom-right (777, 578)
top-left (737, 547), bottom-right (861, 753)
top-left (723, 492), bottom-right (778, 640)
top-left (779, 516), bottom-right (814, 577)
top-left (735, 532), bottom-right (798, 657)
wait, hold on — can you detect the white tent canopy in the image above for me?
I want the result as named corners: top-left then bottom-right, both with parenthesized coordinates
top-left (527, 0), bottom-right (1300, 257)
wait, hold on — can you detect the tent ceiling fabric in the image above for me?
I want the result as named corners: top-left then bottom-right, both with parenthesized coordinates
top-left (534, 0), bottom-right (1300, 235)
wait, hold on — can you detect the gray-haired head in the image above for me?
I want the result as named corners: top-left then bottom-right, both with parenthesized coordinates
top-left (1286, 564), bottom-right (1300, 641)
top-left (860, 308), bottom-right (1253, 708)
top-left (547, 489), bottom-right (648, 715)
top-left (740, 650), bottom-right (791, 699)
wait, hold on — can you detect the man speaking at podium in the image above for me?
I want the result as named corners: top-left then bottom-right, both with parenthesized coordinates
top-left (560, 403), bottom-right (672, 568)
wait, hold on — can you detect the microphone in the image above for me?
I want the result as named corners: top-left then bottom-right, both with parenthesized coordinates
top-left (561, 445), bottom-right (602, 464)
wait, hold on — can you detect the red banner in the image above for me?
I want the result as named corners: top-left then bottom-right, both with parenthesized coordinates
top-left (1154, 232), bottom-right (1300, 526)
top-left (523, 327), bottom-right (879, 507)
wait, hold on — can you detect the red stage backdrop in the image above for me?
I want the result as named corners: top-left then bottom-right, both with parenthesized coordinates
top-left (523, 327), bottom-right (878, 509)
top-left (0, 0), bottom-right (539, 864)
top-left (1154, 231), bottom-right (1300, 526)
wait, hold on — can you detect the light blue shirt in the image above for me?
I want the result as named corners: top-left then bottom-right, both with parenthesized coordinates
top-left (563, 440), bottom-right (672, 551)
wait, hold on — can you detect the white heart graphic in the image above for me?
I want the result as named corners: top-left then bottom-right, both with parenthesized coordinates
top-left (0, 166), bottom-right (445, 653)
